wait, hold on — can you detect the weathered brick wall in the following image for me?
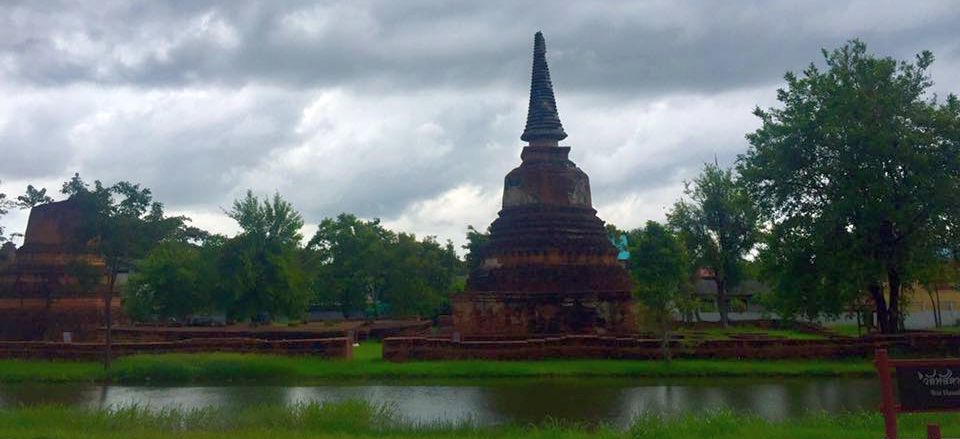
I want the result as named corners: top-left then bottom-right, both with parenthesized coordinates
top-left (109, 320), bottom-right (430, 343)
top-left (0, 298), bottom-right (125, 342)
top-left (356, 320), bottom-right (432, 340)
top-left (0, 336), bottom-right (352, 360)
top-left (110, 327), bottom-right (348, 343)
top-left (452, 291), bottom-right (636, 337)
top-left (382, 334), bottom-right (902, 361)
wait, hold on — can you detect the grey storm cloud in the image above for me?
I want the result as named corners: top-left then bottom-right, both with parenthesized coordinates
top-left (2, 0), bottom-right (960, 245)
top-left (5, 1), bottom-right (959, 92)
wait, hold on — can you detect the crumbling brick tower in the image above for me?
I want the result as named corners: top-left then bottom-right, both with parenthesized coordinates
top-left (453, 32), bottom-right (636, 337)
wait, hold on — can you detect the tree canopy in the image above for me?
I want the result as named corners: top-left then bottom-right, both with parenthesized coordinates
top-left (217, 191), bottom-right (308, 322)
top-left (668, 163), bottom-right (759, 327)
top-left (308, 214), bottom-right (461, 318)
top-left (16, 185), bottom-right (53, 209)
top-left (738, 40), bottom-right (960, 333)
top-left (462, 225), bottom-right (490, 272)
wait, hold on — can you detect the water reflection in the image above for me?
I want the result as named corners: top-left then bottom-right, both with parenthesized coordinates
top-left (0, 378), bottom-right (879, 426)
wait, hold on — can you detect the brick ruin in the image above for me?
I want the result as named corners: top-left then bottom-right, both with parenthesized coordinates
top-left (452, 32), bottom-right (636, 337)
top-left (0, 199), bottom-right (115, 341)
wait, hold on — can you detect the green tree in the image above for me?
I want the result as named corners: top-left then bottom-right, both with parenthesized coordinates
top-left (909, 247), bottom-right (959, 329)
top-left (382, 234), bottom-right (459, 317)
top-left (462, 225), bottom-right (490, 272)
top-left (308, 214), bottom-right (461, 318)
top-left (63, 174), bottom-right (185, 367)
top-left (0, 181), bottom-right (14, 242)
top-left (16, 185), bottom-right (54, 208)
top-left (627, 221), bottom-right (690, 360)
top-left (307, 214), bottom-right (390, 316)
top-left (668, 163), bottom-right (759, 328)
top-left (125, 241), bottom-right (216, 322)
top-left (218, 191), bottom-right (308, 322)
top-left (738, 41), bottom-right (960, 333)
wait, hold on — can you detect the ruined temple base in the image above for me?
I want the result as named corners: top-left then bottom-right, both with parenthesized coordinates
top-left (0, 298), bottom-right (124, 342)
top-left (451, 290), bottom-right (636, 338)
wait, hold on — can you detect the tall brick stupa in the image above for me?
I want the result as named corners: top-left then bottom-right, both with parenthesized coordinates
top-left (452, 32), bottom-right (636, 337)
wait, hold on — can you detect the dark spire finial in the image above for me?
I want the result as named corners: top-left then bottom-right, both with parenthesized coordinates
top-left (521, 31), bottom-right (567, 145)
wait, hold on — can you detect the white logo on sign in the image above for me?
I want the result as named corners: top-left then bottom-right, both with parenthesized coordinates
top-left (918, 369), bottom-right (960, 387)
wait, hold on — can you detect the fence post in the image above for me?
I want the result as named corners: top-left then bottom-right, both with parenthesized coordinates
top-left (876, 348), bottom-right (898, 439)
top-left (927, 424), bottom-right (941, 439)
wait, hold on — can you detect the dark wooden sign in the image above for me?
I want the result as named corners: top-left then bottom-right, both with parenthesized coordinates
top-left (876, 349), bottom-right (960, 439)
top-left (897, 366), bottom-right (960, 411)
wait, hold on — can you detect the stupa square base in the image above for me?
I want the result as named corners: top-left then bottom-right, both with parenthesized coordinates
top-left (452, 290), bottom-right (637, 337)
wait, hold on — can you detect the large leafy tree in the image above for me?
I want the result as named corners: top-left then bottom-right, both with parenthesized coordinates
top-left (738, 41), bottom-right (960, 333)
top-left (382, 233), bottom-right (459, 317)
top-left (308, 214), bottom-right (392, 316)
top-left (627, 221), bottom-right (690, 360)
top-left (218, 191), bottom-right (309, 322)
top-left (668, 163), bottom-right (759, 328)
top-left (63, 174), bottom-right (186, 367)
top-left (307, 214), bottom-right (461, 318)
top-left (125, 240), bottom-right (218, 322)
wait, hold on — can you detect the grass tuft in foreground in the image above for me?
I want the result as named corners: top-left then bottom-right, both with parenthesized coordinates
top-left (0, 401), bottom-right (958, 439)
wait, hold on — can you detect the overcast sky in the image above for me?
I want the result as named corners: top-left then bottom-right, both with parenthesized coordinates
top-left (2, 0), bottom-right (959, 249)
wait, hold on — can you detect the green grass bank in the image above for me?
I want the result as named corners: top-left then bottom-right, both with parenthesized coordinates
top-left (0, 401), bottom-right (956, 439)
top-left (0, 342), bottom-right (875, 384)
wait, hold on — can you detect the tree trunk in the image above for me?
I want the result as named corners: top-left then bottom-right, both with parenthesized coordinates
top-left (104, 273), bottom-right (115, 370)
top-left (661, 331), bottom-right (672, 362)
top-left (869, 282), bottom-right (891, 334)
top-left (935, 288), bottom-right (943, 328)
top-left (659, 312), bottom-right (672, 362)
top-left (927, 287), bottom-right (942, 328)
top-left (716, 279), bottom-right (729, 328)
top-left (888, 268), bottom-right (902, 333)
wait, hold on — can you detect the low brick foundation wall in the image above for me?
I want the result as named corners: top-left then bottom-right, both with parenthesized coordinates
top-left (382, 334), bottom-right (940, 362)
top-left (109, 320), bottom-right (431, 343)
top-left (0, 336), bottom-right (353, 360)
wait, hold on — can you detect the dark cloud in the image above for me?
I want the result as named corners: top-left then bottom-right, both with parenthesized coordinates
top-left (4, 1), bottom-right (958, 94)
top-left (1, 1), bottom-right (959, 245)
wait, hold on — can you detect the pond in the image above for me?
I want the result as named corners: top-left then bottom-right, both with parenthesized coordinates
top-left (0, 377), bottom-right (879, 427)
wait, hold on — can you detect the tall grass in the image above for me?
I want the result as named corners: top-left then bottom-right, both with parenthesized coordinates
top-left (0, 343), bottom-right (875, 384)
top-left (0, 402), bottom-right (957, 439)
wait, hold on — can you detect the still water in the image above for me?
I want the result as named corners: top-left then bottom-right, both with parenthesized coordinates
top-left (0, 378), bottom-right (879, 426)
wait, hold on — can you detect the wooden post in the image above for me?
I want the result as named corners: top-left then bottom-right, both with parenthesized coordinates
top-left (927, 424), bottom-right (941, 439)
top-left (876, 349), bottom-right (898, 439)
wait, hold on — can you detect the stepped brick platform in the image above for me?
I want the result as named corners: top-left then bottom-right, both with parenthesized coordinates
top-left (109, 320), bottom-right (430, 343)
top-left (382, 335), bottom-right (883, 361)
top-left (0, 336), bottom-right (353, 360)
top-left (0, 298), bottom-right (122, 342)
top-left (384, 331), bottom-right (960, 362)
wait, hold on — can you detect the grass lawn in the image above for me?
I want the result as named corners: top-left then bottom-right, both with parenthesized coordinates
top-left (0, 341), bottom-right (875, 384)
top-left (676, 325), bottom-right (825, 340)
top-left (824, 323), bottom-right (960, 337)
top-left (0, 401), bottom-right (956, 439)
top-left (931, 325), bottom-right (960, 334)
top-left (825, 324), bottom-right (865, 338)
